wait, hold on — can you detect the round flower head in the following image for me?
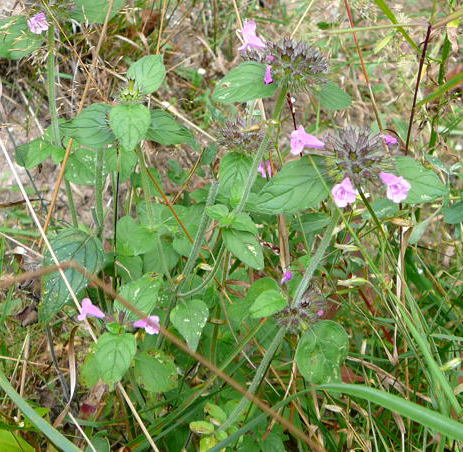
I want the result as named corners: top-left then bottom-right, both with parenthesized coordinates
top-left (243, 37), bottom-right (328, 91)
top-left (218, 118), bottom-right (264, 155)
top-left (238, 20), bottom-right (266, 51)
top-left (324, 127), bottom-right (390, 187)
top-left (379, 172), bottom-right (411, 203)
top-left (27, 13), bottom-right (49, 34)
top-left (332, 177), bottom-right (357, 208)
top-left (275, 286), bottom-right (327, 333)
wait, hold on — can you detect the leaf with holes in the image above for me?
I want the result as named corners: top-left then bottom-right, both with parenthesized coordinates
top-left (113, 274), bottom-right (163, 322)
top-left (170, 299), bottom-right (209, 352)
top-left (65, 148), bottom-right (108, 186)
top-left (222, 228), bottom-right (263, 270)
top-left (212, 62), bottom-right (277, 104)
top-left (295, 320), bottom-right (349, 384)
top-left (109, 104), bottom-right (150, 152)
top-left (127, 55), bottom-right (166, 94)
top-left (40, 229), bottom-right (104, 323)
top-left (134, 350), bottom-right (177, 393)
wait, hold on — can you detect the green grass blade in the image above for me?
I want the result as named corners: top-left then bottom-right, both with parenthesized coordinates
top-left (373, 0), bottom-right (419, 51)
top-left (0, 370), bottom-right (80, 452)
top-left (319, 384), bottom-right (463, 441)
top-left (417, 70), bottom-right (463, 107)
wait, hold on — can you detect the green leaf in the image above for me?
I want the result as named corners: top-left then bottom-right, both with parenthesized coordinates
top-left (143, 238), bottom-right (180, 274)
top-left (127, 55), bottom-right (166, 94)
top-left (0, 16), bottom-right (44, 60)
top-left (212, 62), bottom-right (277, 104)
top-left (86, 333), bottom-right (136, 386)
top-left (190, 421), bottom-right (215, 435)
top-left (294, 212), bottom-right (332, 234)
top-left (443, 202), bottom-right (463, 224)
top-left (218, 152), bottom-right (253, 202)
top-left (104, 146), bottom-right (137, 182)
top-left (249, 289), bottom-right (287, 318)
top-left (254, 157), bottom-right (329, 214)
top-left (116, 216), bottom-right (156, 256)
top-left (16, 138), bottom-right (62, 170)
top-left (170, 299), bottom-right (209, 352)
top-left (109, 104), bottom-right (150, 152)
top-left (226, 213), bottom-right (258, 234)
top-left (205, 402), bottom-right (227, 425)
top-left (316, 82), bottom-right (352, 110)
top-left (72, 0), bottom-right (125, 23)
top-left (114, 274), bottom-right (163, 322)
top-left (113, 255), bottom-right (143, 283)
top-left (60, 104), bottom-right (114, 149)
top-left (246, 277), bottom-right (280, 303)
top-left (65, 148), bottom-right (108, 186)
top-left (134, 350), bottom-right (177, 393)
top-left (0, 430), bottom-right (34, 452)
top-left (222, 229), bottom-right (263, 270)
top-left (0, 370), bottom-right (80, 452)
top-left (319, 383), bottom-right (463, 441)
top-left (417, 70), bottom-right (463, 107)
top-left (295, 320), bottom-right (349, 384)
top-left (40, 229), bottom-right (104, 323)
top-left (146, 109), bottom-right (193, 145)
top-left (395, 156), bottom-right (447, 204)
top-left (206, 204), bottom-right (230, 221)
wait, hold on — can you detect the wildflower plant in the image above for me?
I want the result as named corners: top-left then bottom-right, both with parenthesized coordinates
top-left (0, 3), bottom-right (459, 452)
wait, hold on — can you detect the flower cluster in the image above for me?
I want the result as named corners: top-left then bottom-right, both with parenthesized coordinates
top-left (218, 118), bottom-right (264, 155)
top-left (27, 13), bottom-right (48, 34)
top-left (275, 286), bottom-right (326, 333)
top-left (238, 21), bottom-right (328, 90)
top-left (77, 298), bottom-right (160, 335)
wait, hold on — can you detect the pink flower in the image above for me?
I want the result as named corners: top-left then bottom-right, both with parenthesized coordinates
top-left (133, 315), bottom-right (160, 335)
top-left (280, 270), bottom-right (292, 285)
top-left (258, 160), bottom-right (272, 178)
top-left (264, 65), bottom-right (273, 84)
top-left (380, 134), bottom-right (398, 146)
top-left (238, 20), bottom-right (266, 51)
top-left (316, 309), bottom-right (325, 317)
top-left (27, 13), bottom-right (49, 34)
top-left (379, 172), bottom-right (411, 203)
top-left (290, 125), bottom-right (324, 155)
top-left (332, 177), bottom-right (357, 208)
top-left (77, 298), bottom-right (105, 322)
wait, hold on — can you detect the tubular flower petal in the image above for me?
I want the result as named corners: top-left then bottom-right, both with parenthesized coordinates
top-left (290, 125), bottom-right (324, 155)
top-left (133, 315), bottom-right (160, 335)
top-left (238, 20), bottom-right (265, 51)
top-left (77, 298), bottom-right (105, 322)
top-left (27, 13), bottom-right (48, 34)
top-left (331, 177), bottom-right (357, 208)
top-left (379, 171), bottom-right (411, 203)
top-left (280, 270), bottom-right (293, 285)
top-left (258, 160), bottom-right (273, 178)
top-left (380, 134), bottom-right (398, 146)
top-left (264, 65), bottom-right (273, 84)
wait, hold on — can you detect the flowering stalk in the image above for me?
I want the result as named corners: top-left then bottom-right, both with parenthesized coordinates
top-left (46, 24), bottom-right (78, 227)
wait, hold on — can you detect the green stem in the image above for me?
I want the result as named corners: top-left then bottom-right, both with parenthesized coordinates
top-left (46, 25), bottom-right (78, 228)
top-left (95, 147), bottom-right (105, 237)
top-left (235, 86), bottom-right (288, 213)
top-left (218, 327), bottom-right (287, 431)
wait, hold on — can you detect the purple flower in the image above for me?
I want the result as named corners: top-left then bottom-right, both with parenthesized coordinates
top-left (27, 13), bottom-right (49, 34)
top-left (380, 134), bottom-right (398, 146)
top-left (280, 270), bottom-right (292, 285)
top-left (379, 172), bottom-right (411, 203)
top-left (238, 20), bottom-right (266, 51)
top-left (77, 298), bottom-right (105, 322)
top-left (133, 315), bottom-right (160, 335)
top-left (264, 65), bottom-right (273, 84)
top-left (332, 177), bottom-right (357, 208)
top-left (290, 125), bottom-right (324, 155)
top-left (258, 160), bottom-right (273, 178)
top-left (316, 309), bottom-right (325, 317)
